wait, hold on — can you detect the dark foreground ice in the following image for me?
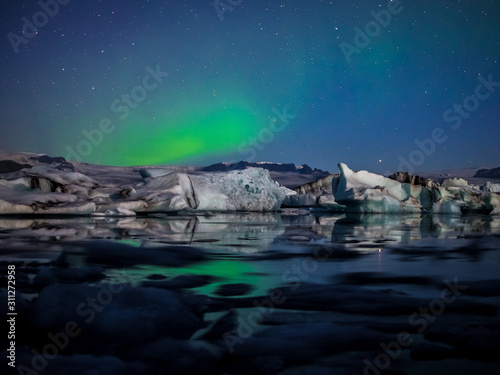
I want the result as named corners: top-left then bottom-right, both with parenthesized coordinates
top-left (2, 212), bottom-right (500, 375)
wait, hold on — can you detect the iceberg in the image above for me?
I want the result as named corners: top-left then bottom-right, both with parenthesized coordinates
top-left (129, 168), bottom-right (289, 212)
top-left (191, 168), bottom-right (290, 211)
top-left (332, 163), bottom-right (422, 213)
top-left (482, 181), bottom-right (500, 193)
top-left (0, 156), bottom-right (497, 216)
top-left (133, 172), bottom-right (198, 212)
top-left (282, 193), bottom-right (317, 207)
top-left (0, 165), bottom-right (290, 215)
top-left (331, 163), bottom-right (500, 215)
top-left (0, 184), bottom-right (96, 215)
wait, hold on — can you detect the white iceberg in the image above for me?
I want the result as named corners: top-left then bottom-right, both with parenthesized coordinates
top-left (282, 194), bottom-right (317, 207)
top-left (0, 159), bottom-right (497, 216)
top-left (0, 184), bottom-right (96, 215)
top-left (482, 181), bottom-right (500, 193)
top-left (133, 172), bottom-right (198, 212)
top-left (0, 165), bottom-right (289, 215)
top-left (191, 168), bottom-right (289, 211)
top-left (129, 168), bottom-right (288, 212)
top-left (332, 163), bottom-right (422, 213)
top-left (332, 163), bottom-right (500, 215)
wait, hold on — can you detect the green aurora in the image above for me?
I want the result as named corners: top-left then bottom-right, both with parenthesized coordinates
top-left (69, 105), bottom-right (260, 166)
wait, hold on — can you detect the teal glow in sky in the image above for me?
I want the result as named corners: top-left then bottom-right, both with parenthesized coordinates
top-left (1, 0), bottom-right (499, 172)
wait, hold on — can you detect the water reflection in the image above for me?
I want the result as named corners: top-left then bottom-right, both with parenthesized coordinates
top-left (329, 213), bottom-right (499, 251)
top-left (0, 212), bottom-right (499, 254)
top-left (3, 213), bottom-right (500, 374)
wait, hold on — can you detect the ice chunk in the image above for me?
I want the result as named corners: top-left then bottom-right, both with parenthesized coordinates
top-left (317, 194), bottom-right (346, 211)
top-left (0, 197), bottom-right (33, 214)
top-left (139, 168), bottom-right (174, 179)
top-left (192, 168), bottom-right (287, 211)
top-left (483, 193), bottom-right (500, 215)
top-left (482, 181), bottom-right (500, 193)
top-left (332, 163), bottom-right (500, 215)
top-left (333, 163), bottom-right (415, 202)
top-left (282, 194), bottom-right (317, 207)
top-left (432, 200), bottom-right (464, 215)
top-left (0, 165), bottom-right (288, 215)
top-left (23, 165), bottom-right (98, 190)
top-left (332, 163), bottom-right (420, 213)
top-left (441, 177), bottom-right (469, 188)
top-left (0, 184), bottom-right (96, 215)
top-left (130, 172), bottom-right (197, 212)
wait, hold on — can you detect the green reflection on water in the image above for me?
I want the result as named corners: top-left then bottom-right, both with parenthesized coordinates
top-left (115, 258), bottom-right (269, 297)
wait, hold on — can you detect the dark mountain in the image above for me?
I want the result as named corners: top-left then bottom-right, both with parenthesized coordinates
top-left (200, 161), bottom-right (329, 175)
top-left (474, 167), bottom-right (500, 179)
top-left (0, 153), bottom-right (75, 173)
top-left (33, 155), bottom-right (67, 164)
top-left (0, 160), bottom-right (31, 173)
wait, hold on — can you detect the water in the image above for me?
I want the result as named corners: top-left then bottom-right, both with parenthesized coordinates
top-left (2, 211), bottom-right (500, 374)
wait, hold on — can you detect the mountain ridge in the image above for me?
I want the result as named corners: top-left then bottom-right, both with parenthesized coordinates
top-left (199, 161), bottom-right (330, 175)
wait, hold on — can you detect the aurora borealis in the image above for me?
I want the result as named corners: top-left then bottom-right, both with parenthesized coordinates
top-left (1, 0), bottom-right (499, 172)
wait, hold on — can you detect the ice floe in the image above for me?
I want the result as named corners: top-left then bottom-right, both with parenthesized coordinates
top-left (0, 165), bottom-right (292, 215)
top-left (331, 163), bottom-right (500, 214)
top-left (0, 156), bottom-right (498, 216)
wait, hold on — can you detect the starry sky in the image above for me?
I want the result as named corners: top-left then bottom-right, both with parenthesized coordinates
top-left (1, 0), bottom-right (499, 173)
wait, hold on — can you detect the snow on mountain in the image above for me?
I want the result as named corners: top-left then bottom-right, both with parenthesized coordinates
top-left (199, 161), bottom-right (329, 176)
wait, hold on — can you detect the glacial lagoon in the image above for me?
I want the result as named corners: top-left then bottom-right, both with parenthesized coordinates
top-left (2, 211), bottom-right (500, 374)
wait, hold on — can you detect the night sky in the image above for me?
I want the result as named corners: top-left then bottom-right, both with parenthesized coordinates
top-left (1, 0), bottom-right (499, 173)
